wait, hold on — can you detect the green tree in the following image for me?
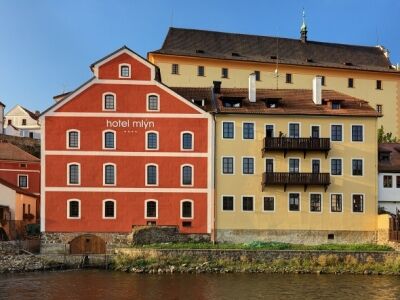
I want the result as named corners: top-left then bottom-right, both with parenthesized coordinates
top-left (378, 126), bottom-right (398, 143)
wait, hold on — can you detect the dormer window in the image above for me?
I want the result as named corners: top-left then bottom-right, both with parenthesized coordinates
top-left (221, 97), bottom-right (242, 108)
top-left (332, 101), bottom-right (341, 109)
top-left (119, 64), bottom-right (131, 78)
top-left (379, 152), bottom-right (390, 162)
top-left (191, 99), bottom-right (205, 107)
top-left (265, 98), bottom-right (281, 108)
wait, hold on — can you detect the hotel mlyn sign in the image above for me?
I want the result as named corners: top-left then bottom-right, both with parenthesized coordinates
top-left (40, 47), bottom-right (213, 252)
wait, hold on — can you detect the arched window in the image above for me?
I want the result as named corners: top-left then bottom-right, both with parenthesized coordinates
top-left (103, 130), bottom-right (115, 149)
top-left (145, 200), bottom-right (158, 218)
top-left (181, 132), bottom-right (193, 150)
top-left (67, 130), bottom-right (80, 149)
top-left (104, 163), bottom-right (116, 185)
top-left (103, 199), bottom-right (116, 219)
top-left (67, 163), bottom-right (80, 185)
top-left (146, 131), bottom-right (158, 150)
top-left (119, 64), bottom-right (131, 78)
top-left (181, 165), bottom-right (193, 186)
top-left (181, 200), bottom-right (193, 219)
top-left (147, 94), bottom-right (159, 111)
top-left (67, 199), bottom-right (80, 219)
top-left (103, 93), bottom-right (116, 111)
top-left (146, 164), bottom-right (158, 186)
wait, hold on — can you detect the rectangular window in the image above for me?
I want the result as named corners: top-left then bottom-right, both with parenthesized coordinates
top-left (18, 175), bottom-right (28, 188)
top-left (104, 132), bottom-right (115, 149)
top-left (254, 70), bottom-right (260, 81)
top-left (221, 68), bottom-right (229, 78)
top-left (147, 133), bottom-right (158, 149)
top-left (242, 157), bottom-right (254, 174)
top-left (242, 196), bottom-right (254, 211)
top-left (332, 102), bottom-right (341, 110)
top-left (397, 176), bottom-right (400, 188)
top-left (348, 78), bottom-right (354, 88)
top-left (331, 125), bottom-right (343, 141)
top-left (289, 123), bottom-right (300, 138)
top-left (383, 175), bottom-right (393, 188)
top-left (22, 119), bottom-right (27, 126)
top-left (376, 80), bottom-right (382, 90)
top-left (222, 196), bottom-right (234, 211)
top-left (222, 157), bottom-right (234, 174)
top-left (310, 194), bottom-right (321, 212)
top-left (286, 73), bottom-right (292, 83)
top-left (352, 125), bottom-right (363, 142)
top-left (104, 165), bottom-right (115, 185)
top-left (331, 194), bottom-right (343, 212)
top-left (311, 126), bottom-right (320, 138)
top-left (331, 159), bottom-right (342, 175)
top-left (265, 159), bottom-right (274, 173)
top-left (265, 125), bottom-right (274, 138)
top-left (352, 159), bottom-right (363, 176)
top-left (148, 95), bottom-right (159, 111)
top-left (352, 194), bottom-right (364, 213)
top-left (263, 197), bottom-right (274, 211)
top-left (69, 165), bottom-right (79, 185)
top-left (289, 193), bottom-right (300, 211)
top-left (376, 104), bottom-right (383, 114)
top-left (223, 122), bottom-right (234, 139)
top-left (243, 123), bottom-right (254, 139)
top-left (198, 66), bottom-right (205, 76)
top-left (68, 131), bottom-right (79, 148)
top-left (172, 64), bottom-right (179, 74)
top-left (147, 165), bottom-right (157, 185)
top-left (321, 76), bottom-right (326, 86)
top-left (289, 158), bottom-right (300, 173)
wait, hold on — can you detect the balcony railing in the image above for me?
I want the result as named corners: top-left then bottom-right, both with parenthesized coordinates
top-left (263, 137), bottom-right (331, 158)
top-left (262, 172), bottom-right (330, 191)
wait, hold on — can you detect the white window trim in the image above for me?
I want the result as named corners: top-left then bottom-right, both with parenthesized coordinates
top-left (241, 195), bottom-right (255, 212)
top-left (242, 121), bottom-right (256, 140)
top-left (180, 164), bottom-right (194, 187)
top-left (288, 122), bottom-right (301, 138)
top-left (103, 163), bottom-right (117, 186)
top-left (310, 124), bottom-right (321, 138)
top-left (330, 157), bottom-right (343, 177)
top-left (329, 193), bottom-right (344, 213)
top-left (181, 131), bottom-right (194, 151)
top-left (66, 129), bottom-right (81, 149)
top-left (262, 195), bottom-right (275, 212)
top-left (241, 156), bottom-right (256, 175)
top-left (17, 174), bottom-right (29, 189)
top-left (330, 123), bottom-right (344, 142)
top-left (145, 163), bottom-right (158, 186)
top-left (67, 199), bottom-right (81, 219)
top-left (102, 92), bottom-right (117, 111)
top-left (102, 199), bottom-right (117, 219)
top-left (145, 130), bottom-right (159, 151)
top-left (180, 199), bottom-right (194, 219)
top-left (310, 158), bottom-right (321, 173)
top-left (288, 192), bottom-right (301, 212)
top-left (102, 130), bottom-right (116, 150)
top-left (221, 156), bottom-right (235, 175)
top-left (265, 157), bottom-right (275, 172)
top-left (221, 195), bottom-right (235, 212)
top-left (288, 157), bottom-right (301, 173)
top-left (144, 199), bottom-right (158, 219)
top-left (264, 123), bottom-right (275, 138)
top-left (146, 93), bottom-right (160, 112)
top-left (350, 124), bottom-right (364, 143)
top-left (351, 158), bottom-right (364, 177)
top-left (222, 121), bottom-right (235, 139)
top-left (67, 162), bottom-right (81, 186)
top-left (119, 63), bottom-right (131, 78)
top-left (383, 174), bottom-right (393, 188)
top-left (309, 193), bottom-right (323, 213)
top-left (351, 193), bottom-right (365, 214)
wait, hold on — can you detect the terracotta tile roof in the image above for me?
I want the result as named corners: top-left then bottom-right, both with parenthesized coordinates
top-left (0, 142), bottom-right (40, 162)
top-left (151, 28), bottom-right (398, 73)
top-left (0, 177), bottom-right (38, 198)
top-left (379, 143), bottom-right (400, 172)
top-left (172, 87), bottom-right (380, 117)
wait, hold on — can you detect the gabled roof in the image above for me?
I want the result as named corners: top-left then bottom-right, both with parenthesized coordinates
top-left (6, 105), bottom-right (39, 120)
top-left (150, 27), bottom-right (397, 73)
top-left (379, 143), bottom-right (400, 172)
top-left (0, 101), bottom-right (5, 107)
top-left (0, 177), bottom-right (38, 198)
top-left (0, 142), bottom-right (40, 162)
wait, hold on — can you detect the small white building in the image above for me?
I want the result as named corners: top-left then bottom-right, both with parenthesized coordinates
top-left (378, 143), bottom-right (400, 214)
top-left (4, 105), bottom-right (40, 139)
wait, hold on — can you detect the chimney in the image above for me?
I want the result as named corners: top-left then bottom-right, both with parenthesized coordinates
top-left (248, 73), bottom-right (256, 103)
top-left (312, 76), bottom-right (322, 105)
top-left (213, 81), bottom-right (221, 94)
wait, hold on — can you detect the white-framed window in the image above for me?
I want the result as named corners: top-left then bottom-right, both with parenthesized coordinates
top-left (146, 131), bottom-right (159, 150)
top-left (331, 124), bottom-right (343, 142)
top-left (288, 123), bottom-right (300, 138)
top-left (288, 158), bottom-right (300, 173)
top-left (103, 163), bottom-right (116, 186)
top-left (145, 199), bottom-right (158, 219)
top-left (103, 199), bottom-right (116, 219)
top-left (352, 159), bottom-right (363, 176)
top-left (242, 122), bottom-right (255, 139)
top-left (181, 164), bottom-right (193, 186)
top-left (263, 196), bottom-right (275, 212)
top-left (145, 164), bottom-right (158, 186)
top-left (67, 199), bottom-right (81, 219)
top-left (310, 193), bottom-right (322, 212)
top-left (66, 129), bottom-right (80, 149)
top-left (222, 121), bottom-right (235, 139)
top-left (103, 130), bottom-right (116, 150)
top-left (180, 199), bottom-right (194, 219)
top-left (67, 163), bottom-right (80, 185)
top-left (330, 193), bottom-right (343, 212)
top-left (289, 193), bottom-right (300, 212)
top-left (18, 174), bottom-right (28, 189)
top-left (181, 131), bottom-right (194, 151)
top-left (242, 195), bottom-right (254, 211)
top-left (222, 157), bottom-right (234, 174)
top-left (119, 63), bottom-right (131, 78)
top-left (352, 194), bottom-right (364, 213)
top-left (103, 92), bottom-right (116, 111)
top-left (330, 158), bottom-right (343, 176)
top-left (383, 175), bottom-right (393, 188)
top-left (147, 93), bottom-right (160, 111)
top-left (351, 125), bottom-right (364, 142)
top-left (222, 195), bottom-right (235, 211)
top-left (242, 157), bottom-right (255, 174)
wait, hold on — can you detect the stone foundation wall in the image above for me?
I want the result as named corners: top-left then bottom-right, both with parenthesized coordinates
top-left (216, 229), bottom-right (377, 244)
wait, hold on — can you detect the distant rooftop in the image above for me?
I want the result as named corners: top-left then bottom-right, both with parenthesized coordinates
top-left (379, 143), bottom-right (400, 172)
top-left (0, 142), bottom-right (40, 162)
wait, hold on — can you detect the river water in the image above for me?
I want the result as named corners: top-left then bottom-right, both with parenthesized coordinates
top-left (0, 270), bottom-right (399, 300)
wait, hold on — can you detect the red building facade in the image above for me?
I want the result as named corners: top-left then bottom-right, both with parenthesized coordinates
top-left (41, 47), bottom-right (213, 250)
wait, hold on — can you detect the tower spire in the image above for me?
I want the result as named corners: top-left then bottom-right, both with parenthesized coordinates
top-left (300, 9), bottom-right (308, 43)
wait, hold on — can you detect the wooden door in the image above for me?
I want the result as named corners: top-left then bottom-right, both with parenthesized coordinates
top-left (69, 234), bottom-right (106, 254)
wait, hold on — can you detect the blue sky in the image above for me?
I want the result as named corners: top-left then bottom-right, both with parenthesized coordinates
top-left (0, 0), bottom-right (399, 113)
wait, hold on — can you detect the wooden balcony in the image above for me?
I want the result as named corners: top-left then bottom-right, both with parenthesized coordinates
top-left (262, 172), bottom-right (330, 191)
top-left (263, 137), bottom-right (331, 158)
